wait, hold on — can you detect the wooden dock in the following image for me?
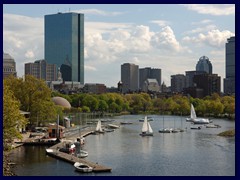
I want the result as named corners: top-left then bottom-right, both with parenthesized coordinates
top-left (46, 145), bottom-right (111, 172)
top-left (45, 129), bottom-right (112, 173)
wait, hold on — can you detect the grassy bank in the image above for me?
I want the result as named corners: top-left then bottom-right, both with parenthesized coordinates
top-left (218, 129), bottom-right (235, 137)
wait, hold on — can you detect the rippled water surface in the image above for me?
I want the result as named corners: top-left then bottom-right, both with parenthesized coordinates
top-left (10, 115), bottom-right (235, 176)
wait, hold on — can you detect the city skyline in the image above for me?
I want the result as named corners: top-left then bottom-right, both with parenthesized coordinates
top-left (3, 4), bottom-right (235, 90)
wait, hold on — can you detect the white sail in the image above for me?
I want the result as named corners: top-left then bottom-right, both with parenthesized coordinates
top-left (142, 116), bottom-right (148, 132)
top-left (191, 104), bottom-right (210, 124)
top-left (147, 122), bottom-right (153, 133)
top-left (191, 104), bottom-right (197, 119)
top-left (96, 120), bottom-right (102, 131)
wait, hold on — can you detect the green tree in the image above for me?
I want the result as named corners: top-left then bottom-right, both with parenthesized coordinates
top-left (82, 106), bottom-right (90, 113)
top-left (3, 84), bottom-right (27, 151)
top-left (140, 93), bottom-right (152, 112)
top-left (98, 100), bottom-right (109, 112)
top-left (4, 75), bottom-right (60, 125)
top-left (82, 94), bottom-right (99, 111)
top-left (31, 100), bottom-right (57, 126)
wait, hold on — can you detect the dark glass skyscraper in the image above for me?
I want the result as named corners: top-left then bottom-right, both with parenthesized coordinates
top-left (196, 56), bottom-right (212, 74)
top-left (224, 36), bottom-right (235, 94)
top-left (44, 12), bottom-right (84, 83)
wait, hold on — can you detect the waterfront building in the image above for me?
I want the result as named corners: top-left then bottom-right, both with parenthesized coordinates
top-left (83, 83), bottom-right (107, 94)
top-left (44, 12), bottom-right (84, 84)
top-left (196, 56), bottom-right (212, 74)
top-left (142, 79), bottom-right (160, 93)
top-left (224, 36), bottom-right (235, 94)
top-left (46, 81), bottom-right (83, 93)
top-left (121, 63), bottom-right (139, 93)
top-left (48, 124), bottom-right (65, 139)
top-left (25, 59), bottom-right (56, 81)
top-left (139, 67), bottom-right (161, 90)
top-left (171, 74), bottom-right (186, 93)
top-left (193, 74), bottom-right (221, 97)
top-left (3, 52), bottom-right (17, 78)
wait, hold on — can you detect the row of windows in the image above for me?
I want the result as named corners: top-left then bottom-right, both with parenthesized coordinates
top-left (3, 68), bottom-right (15, 72)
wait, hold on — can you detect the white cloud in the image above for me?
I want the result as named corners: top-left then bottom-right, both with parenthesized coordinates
top-left (85, 65), bottom-right (97, 71)
top-left (191, 19), bottom-right (213, 25)
top-left (184, 24), bottom-right (217, 34)
top-left (183, 4), bottom-right (235, 16)
top-left (151, 26), bottom-right (186, 53)
top-left (183, 29), bottom-right (235, 48)
top-left (86, 21), bottom-right (132, 34)
top-left (3, 14), bottom-right (44, 76)
top-left (150, 20), bottom-right (170, 27)
top-left (72, 9), bottom-right (125, 16)
top-left (25, 50), bottom-right (35, 58)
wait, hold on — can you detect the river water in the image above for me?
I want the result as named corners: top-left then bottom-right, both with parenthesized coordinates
top-left (9, 115), bottom-right (235, 176)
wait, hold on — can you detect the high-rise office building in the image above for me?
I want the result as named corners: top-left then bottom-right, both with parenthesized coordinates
top-left (3, 52), bottom-right (17, 78)
top-left (44, 12), bottom-right (84, 83)
top-left (193, 74), bottom-right (221, 97)
top-left (25, 59), bottom-right (56, 81)
top-left (185, 70), bottom-right (206, 88)
top-left (171, 74), bottom-right (186, 93)
top-left (139, 67), bottom-right (161, 90)
top-left (196, 56), bottom-right (212, 74)
top-left (121, 63), bottom-right (139, 93)
top-left (224, 36), bottom-right (235, 94)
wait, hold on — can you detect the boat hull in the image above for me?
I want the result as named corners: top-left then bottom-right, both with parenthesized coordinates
top-left (190, 126), bottom-right (202, 130)
top-left (140, 133), bottom-right (153, 136)
top-left (74, 162), bottom-right (93, 173)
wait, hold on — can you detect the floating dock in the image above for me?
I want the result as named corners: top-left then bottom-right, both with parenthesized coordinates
top-left (47, 142), bottom-right (111, 172)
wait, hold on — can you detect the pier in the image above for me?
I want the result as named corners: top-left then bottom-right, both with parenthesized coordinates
top-left (46, 147), bottom-right (111, 172)
top-left (46, 135), bottom-right (112, 172)
top-left (46, 128), bottom-right (112, 172)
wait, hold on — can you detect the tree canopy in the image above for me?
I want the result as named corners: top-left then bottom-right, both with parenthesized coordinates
top-left (3, 82), bottom-right (27, 150)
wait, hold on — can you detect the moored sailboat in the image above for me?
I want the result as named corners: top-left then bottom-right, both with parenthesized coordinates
top-left (94, 120), bottom-right (105, 134)
top-left (159, 116), bottom-right (172, 133)
top-left (186, 104), bottom-right (210, 124)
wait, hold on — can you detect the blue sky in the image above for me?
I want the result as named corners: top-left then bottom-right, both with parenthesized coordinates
top-left (3, 4), bottom-right (235, 90)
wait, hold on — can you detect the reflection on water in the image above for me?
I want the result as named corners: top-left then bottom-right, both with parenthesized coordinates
top-left (10, 115), bottom-right (235, 176)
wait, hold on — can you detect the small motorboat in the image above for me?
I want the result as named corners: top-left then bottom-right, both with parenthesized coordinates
top-left (172, 129), bottom-right (180, 133)
top-left (74, 162), bottom-right (93, 173)
top-left (120, 122), bottom-right (133, 125)
top-left (190, 126), bottom-right (202, 130)
top-left (77, 150), bottom-right (88, 158)
top-left (159, 128), bottom-right (172, 133)
top-left (104, 128), bottom-right (114, 132)
top-left (107, 124), bottom-right (120, 129)
top-left (206, 124), bottom-right (221, 128)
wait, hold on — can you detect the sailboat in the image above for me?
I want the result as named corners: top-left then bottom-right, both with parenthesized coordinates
top-left (140, 116), bottom-right (153, 136)
top-left (159, 116), bottom-right (172, 133)
top-left (187, 104), bottom-right (210, 124)
top-left (186, 104), bottom-right (197, 122)
top-left (94, 120), bottom-right (105, 134)
top-left (75, 122), bottom-right (88, 158)
top-left (172, 117), bottom-right (180, 133)
top-left (179, 112), bottom-right (185, 132)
